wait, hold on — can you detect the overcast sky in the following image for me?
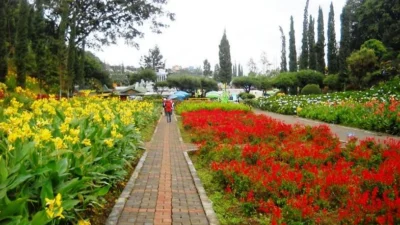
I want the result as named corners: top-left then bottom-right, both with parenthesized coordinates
top-left (91, 0), bottom-right (346, 74)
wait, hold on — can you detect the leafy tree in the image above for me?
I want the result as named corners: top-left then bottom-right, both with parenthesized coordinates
top-left (316, 7), bottom-right (326, 74)
top-left (247, 58), bottom-right (258, 74)
top-left (15, 0), bottom-right (30, 88)
top-left (299, 0), bottom-right (310, 70)
top-left (256, 76), bottom-right (273, 93)
top-left (279, 26), bottom-right (287, 72)
top-left (84, 52), bottom-right (112, 87)
top-left (167, 74), bottom-right (200, 93)
top-left (154, 81), bottom-right (169, 95)
top-left (203, 59), bottom-right (212, 77)
top-left (361, 39), bottom-right (387, 60)
top-left (289, 16), bottom-right (297, 72)
top-left (260, 51), bottom-right (271, 74)
top-left (353, 0), bottom-right (400, 53)
top-left (130, 69), bottom-right (157, 84)
top-left (295, 70), bottom-right (324, 89)
top-left (327, 2), bottom-right (338, 74)
top-left (0, 0), bottom-right (7, 82)
top-left (323, 74), bottom-right (340, 91)
top-left (199, 77), bottom-right (218, 96)
top-left (218, 30), bottom-right (232, 84)
top-left (232, 76), bottom-right (259, 93)
top-left (213, 64), bottom-right (220, 81)
top-left (347, 48), bottom-right (378, 89)
top-left (141, 45), bottom-right (165, 70)
top-left (308, 16), bottom-right (316, 70)
top-left (273, 72), bottom-right (298, 94)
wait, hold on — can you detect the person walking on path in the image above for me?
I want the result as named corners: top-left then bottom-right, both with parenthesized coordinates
top-left (164, 99), bottom-right (173, 123)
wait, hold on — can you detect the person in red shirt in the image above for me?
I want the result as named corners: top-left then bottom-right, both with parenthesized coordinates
top-left (164, 99), bottom-right (174, 123)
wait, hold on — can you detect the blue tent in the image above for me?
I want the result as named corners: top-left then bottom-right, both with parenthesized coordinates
top-left (174, 91), bottom-right (190, 97)
top-left (168, 94), bottom-right (185, 100)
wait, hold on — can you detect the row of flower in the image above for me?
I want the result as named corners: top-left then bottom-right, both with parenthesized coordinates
top-left (0, 96), bottom-right (159, 224)
top-left (253, 78), bottom-right (400, 135)
top-left (181, 107), bottom-right (400, 224)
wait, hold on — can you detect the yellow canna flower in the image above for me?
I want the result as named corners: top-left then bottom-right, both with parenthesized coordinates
top-left (82, 138), bottom-right (91, 147)
top-left (78, 219), bottom-right (91, 225)
top-left (104, 138), bottom-right (114, 147)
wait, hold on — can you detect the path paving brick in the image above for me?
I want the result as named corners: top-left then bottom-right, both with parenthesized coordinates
top-left (107, 115), bottom-right (217, 225)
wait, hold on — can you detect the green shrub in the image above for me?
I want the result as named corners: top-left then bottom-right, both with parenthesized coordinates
top-left (238, 92), bottom-right (255, 100)
top-left (301, 84), bottom-right (322, 95)
top-left (323, 74), bottom-right (340, 91)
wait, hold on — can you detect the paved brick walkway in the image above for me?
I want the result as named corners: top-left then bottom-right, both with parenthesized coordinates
top-left (107, 115), bottom-right (216, 225)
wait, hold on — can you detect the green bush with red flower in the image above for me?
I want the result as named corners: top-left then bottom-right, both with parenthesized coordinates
top-left (181, 108), bottom-right (400, 224)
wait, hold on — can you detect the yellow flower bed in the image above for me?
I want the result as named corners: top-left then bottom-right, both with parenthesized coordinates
top-left (0, 96), bottom-right (158, 224)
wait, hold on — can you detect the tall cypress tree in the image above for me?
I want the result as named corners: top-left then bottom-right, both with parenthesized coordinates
top-left (213, 64), bottom-right (220, 81)
top-left (299, 0), bottom-right (310, 70)
top-left (308, 15), bottom-right (317, 70)
top-left (33, 0), bottom-right (47, 87)
top-left (327, 2), bottom-right (338, 74)
top-left (238, 64), bottom-right (243, 76)
top-left (15, 0), bottom-right (29, 88)
top-left (338, 4), bottom-right (351, 86)
top-left (0, 0), bottom-right (7, 82)
top-left (218, 30), bottom-right (232, 84)
top-left (316, 7), bottom-right (326, 74)
top-left (289, 16), bottom-right (297, 72)
top-left (279, 26), bottom-right (287, 72)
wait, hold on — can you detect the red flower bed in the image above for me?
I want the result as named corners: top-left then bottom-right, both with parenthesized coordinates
top-left (182, 109), bottom-right (400, 224)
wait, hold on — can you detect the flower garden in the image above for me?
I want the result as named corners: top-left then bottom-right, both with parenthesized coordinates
top-left (254, 77), bottom-right (400, 135)
top-left (179, 102), bottom-right (400, 224)
top-left (0, 90), bottom-right (159, 224)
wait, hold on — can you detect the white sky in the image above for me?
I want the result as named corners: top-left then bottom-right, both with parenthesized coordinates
top-left (91, 0), bottom-right (346, 74)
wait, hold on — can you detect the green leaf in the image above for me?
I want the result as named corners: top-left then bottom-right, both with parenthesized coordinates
top-left (55, 109), bottom-right (65, 121)
top-left (96, 185), bottom-right (110, 196)
top-left (40, 181), bottom-right (53, 207)
top-left (62, 199), bottom-right (80, 210)
top-left (0, 157), bottom-right (8, 183)
top-left (0, 198), bottom-right (27, 220)
top-left (56, 158), bottom-right (68, 176)
top-left (31, 210), bottom-right (51, 225)
top-left (7, 174), bottom-right (33, 190)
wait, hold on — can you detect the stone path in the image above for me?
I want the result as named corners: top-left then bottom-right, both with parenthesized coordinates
top-left (254, 109), bottom-right (400, 143)
top-left (106, 114), bottom-right (218, 225)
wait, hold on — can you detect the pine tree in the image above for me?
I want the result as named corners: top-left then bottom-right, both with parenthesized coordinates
top-left (289, 16), bottom-right (297, 72)
top-left (299, 0), bottom-right (310, 70)
top-left (327, 2), bottom-right (338, 74)
top-left (308, 15), bottom-right (317, 70)
top-left (0, 0), bottom-right (7, 82)
top-left (316, 7), bottom-right (326, 74)
top-left (279, 26), bottom-right (287, 72)
top-left (218, 30), bottom-right (232, 84)
top-left (15, 0), bottom-right (29, 88)
top-left (338, 4), bottom-right (351, 86)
